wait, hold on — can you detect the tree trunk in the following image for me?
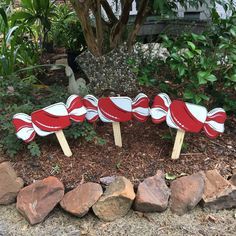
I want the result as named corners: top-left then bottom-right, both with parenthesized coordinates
top-left (70, 0), bottom-right (101, 56)
top-left (110, 0), bottom-right (133, 49)
top-left (69, 0), bottom-right (149, 56)
top-left (94, 0), bottom-right (103, 55)
top-left (127, 0), bottom-right (149, 49)
top-left (101, 0), bottom-right (118, 25)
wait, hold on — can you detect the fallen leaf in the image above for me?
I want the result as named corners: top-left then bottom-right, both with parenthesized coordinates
top-left (205, 214), bottom-right (217, 223)
top-left (165, 173), bottom-right (176, 180)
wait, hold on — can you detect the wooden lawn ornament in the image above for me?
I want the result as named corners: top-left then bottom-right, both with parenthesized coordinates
top-left (13, 95), bottom-right (86, 157)
top-left (13, 92), bottom-right (226, 159)
top-left (150, 93), bottom-right (227, 159)
top-left (83, 93), bottom-right (149, 147)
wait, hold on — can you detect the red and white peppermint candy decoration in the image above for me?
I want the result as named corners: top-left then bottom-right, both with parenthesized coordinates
top-left (13, 95), bottom-right (87, 143)
top-left (83, 95), bottom-right (99, 122)
top-left (13, 102), bottom-right (70, 142)
top-left (97, 93), bottom-right (150, 123)
top-left (98, 96), bottom-right (132, 122)
top-left (66, 95), bottom-right (86, 122)
top-left (132, 93), bottom-right (150, 122)
top-left (150, 93), bottom-right (226, 138)
top-left (150, 93), bottom-right (171, 124)
top-left (13, 113), bottom-right (35, 143)
top-left (31, 102), bottom-right (71, 136)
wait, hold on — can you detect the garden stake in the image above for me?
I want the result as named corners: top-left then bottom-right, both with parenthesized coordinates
top-left (112, 122), bottom-right (122, 147)
top-left (171, 129), bottom-right (185, 159)
top-left (150, 93), bottom-right (226, 159)
top-left (13, 93), bottom-right (226, 159)
top-left (13, 95), bottom-right (87, 157)
top-left (55, 130), bottom-right (72, 157)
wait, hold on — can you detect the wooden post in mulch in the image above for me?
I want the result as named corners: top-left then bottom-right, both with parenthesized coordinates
top-left (55, 130), bottom-right (72, 157)
top-left (171, 130), bottom-right (185, 160)
top-left (112, 122), bottom-right (122, 147)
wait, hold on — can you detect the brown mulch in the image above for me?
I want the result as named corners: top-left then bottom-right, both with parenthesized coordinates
top-left (1, 50), bottom-right (235, 190)
top-left (2, 115), bottom-right (236, 190)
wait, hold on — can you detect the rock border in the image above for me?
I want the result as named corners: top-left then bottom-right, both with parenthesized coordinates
top-left (0, 161), bottom-right (235, 225)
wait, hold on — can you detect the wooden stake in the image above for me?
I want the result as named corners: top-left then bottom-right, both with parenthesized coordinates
top-left (112, 122), bottom-right (122, 147)
top-left (171, 129), bottom-right (185, 160)
top-left (55, 130), bottom-right (72, 157)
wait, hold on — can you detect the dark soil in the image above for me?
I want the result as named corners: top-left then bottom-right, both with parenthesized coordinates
top-left (2, 114), bottom-right (235, 190)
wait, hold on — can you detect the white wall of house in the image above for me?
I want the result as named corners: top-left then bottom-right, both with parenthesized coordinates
top-left (215, 1), bottom-right (236, 18)
top-left (105, 0), bottom-right (236, 20)
top-left (104, 0), bottom-right (137, 16)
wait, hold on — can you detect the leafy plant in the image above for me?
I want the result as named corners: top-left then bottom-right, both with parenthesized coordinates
top-left (0, 6), bottom-right (39, 77)
top-left (165, 173), bottom-right (176, 180)
top-left (51, 164), bottom-right (61, 174)
top-left (51, 4), bottom-right (86, 53)
top-left (27, 141), bottom-right (41, 157)
top-left (161, 33), bottom-right (217, 105)
top-left (129, 11), bottom-right (236, 113)
top-left (162, 12), bottom-right (236, 111)
top-left (12, 0), bottom-right (57, 49)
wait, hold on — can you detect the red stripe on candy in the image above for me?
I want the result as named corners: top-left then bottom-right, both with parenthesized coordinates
top-left (31, 110), bottom-right (71, 132)
top-left (98, 97), bottom-right (132, 122)
top-left (67, 96), bottom-right (86, 122)
top-left (170, 100), bottom-right (203, 133)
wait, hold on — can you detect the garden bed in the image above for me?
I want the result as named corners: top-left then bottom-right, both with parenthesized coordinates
top-left (2, 111), bottom-right (235, 190)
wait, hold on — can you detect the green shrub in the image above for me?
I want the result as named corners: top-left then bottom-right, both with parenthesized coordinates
top-left (11, 0), bottom-right (57, 50)
top-left (130, 12), bottom-right (236, 113)
top-left (0, 6), bottom-right (40, 77)
top-left (51, 4), bottom-right (86, 53)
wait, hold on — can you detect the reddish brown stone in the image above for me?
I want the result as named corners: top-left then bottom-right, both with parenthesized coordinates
top-left (170, 172), bottom-right (205, 215)
top-left (0, 162), bottom-right (24, 205)
top-left (230, 173), bottom-right (236, 186)
top-left (202, 169), bottom-right (236, 210)
top-left (134, 170), bottom-right (170, 212)
top-left (60, 182), bottom-right (103, 217)
top-left (16, 176), bottom-right (64, 225)
top-left (92, 176), bottom-right (135, 221)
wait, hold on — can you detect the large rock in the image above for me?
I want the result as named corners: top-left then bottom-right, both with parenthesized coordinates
top-left (202, 169), bottom-right (236, 210)
top-left (16, 176), bottom-right (64, 225)
top-left (134, 170), bottom-right (170, 212)
top-left (230, 169), bottom-right (236, 186)
top-left (170, 172), bottom-right (205, 215)
top-left (0, 162), bottom-right (24, 205)
top-left (60, 182), bottom-right (103, 217)
top-left (92, 176), bottom-right (135, 221)
top-left (230, 174), bottom-right (236, 186)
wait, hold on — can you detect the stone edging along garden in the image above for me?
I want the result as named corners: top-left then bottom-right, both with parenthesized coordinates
top-left (0, 161), bottom-right (235, 225)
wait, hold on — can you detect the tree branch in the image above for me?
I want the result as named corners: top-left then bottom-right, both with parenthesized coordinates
top-left (127, 0), bottom-right (150, 49)
top-left (101, 0), bottom-right (118, 25)
top-left (94, 0), bottom-right (103, 54)
top-left (69, 0), bottom-right (101, 56)
top-left (110, 0), bottom-right (133, 49)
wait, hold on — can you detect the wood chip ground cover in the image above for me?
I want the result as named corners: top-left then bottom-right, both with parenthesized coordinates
top-left (1, 116), bottom-right (235, 190)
